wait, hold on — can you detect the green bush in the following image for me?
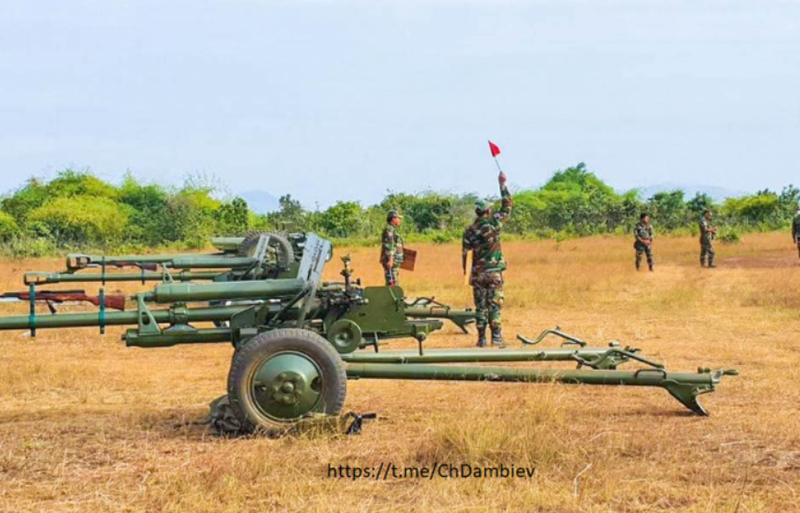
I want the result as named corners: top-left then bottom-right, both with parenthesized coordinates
top-left (1, 178), bottom-right (49, 223)
top-left (117, 181), bottom-right (170, 244)
top-left (316, 201), bottom-right (364, 238)
top-left (4, 236), bottom-right (56, 258)
top-left (1, 170), bottom-right (120, 229)
top-left (217, 197), bottom-right (250, 235)
top-left (722, 192), bottom-right (784, 229)
top-left (0, 167), bottom-right (797, 256)
top-left (28, 195), bottom-right (131, 247)
top-left (46, 169), bottom-right (118, 200)
top-left (0, 211), bottom-right (20, 240)
top-left (718, 228), bottom-right (742, 244)
top-left (160, 188), bottom-right (222, 248)
top-left (647, 190), bottom-right (689, 231)
top-left (430, 230), bottom-right (458, 244)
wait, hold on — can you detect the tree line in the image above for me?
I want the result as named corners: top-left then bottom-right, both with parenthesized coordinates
top-left (0, 164), bottom-right (797, 256)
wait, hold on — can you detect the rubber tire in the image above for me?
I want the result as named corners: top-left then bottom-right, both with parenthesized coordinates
top-left (227, 328), bottom-right (347, 436)
top-left (241, 231), bottom-right (296, 267)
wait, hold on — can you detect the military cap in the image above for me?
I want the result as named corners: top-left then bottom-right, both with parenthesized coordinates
top-left (386, 209), bottom-right (403, 221)
top-left (475, 199), bottom-right (490, 212)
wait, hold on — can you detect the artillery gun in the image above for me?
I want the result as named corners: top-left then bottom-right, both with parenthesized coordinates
top-left (0, 233), bottom-right (737, 435)
top-left (23, 232), bottom-right (302, 286)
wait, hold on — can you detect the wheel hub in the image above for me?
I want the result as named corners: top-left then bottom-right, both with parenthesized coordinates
top-left (327, 319), bottom-right (362, 353)
top-left (252, 352), bottom-right (322, 421)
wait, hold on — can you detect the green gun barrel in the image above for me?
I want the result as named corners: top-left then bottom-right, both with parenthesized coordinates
top-left (66, 253), bottom-right (260, 271)
top-left (167, 256), bottom-right (259, 269)
top-left (67, 253), bottom-right (188, 268)
top-left (0, 305), bottom-right (248, 331)
top-left (144, 279), bottom-right (305, 303)
top-left (24, 270), bottom-right (222, 285)
top-left (211, 237), bottom-right (246, 252)
top-left (0, 280), bottom-right (305, 331)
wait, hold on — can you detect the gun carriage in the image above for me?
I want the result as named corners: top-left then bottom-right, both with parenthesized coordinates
top-left (0, 233), bottom-right (737, 435)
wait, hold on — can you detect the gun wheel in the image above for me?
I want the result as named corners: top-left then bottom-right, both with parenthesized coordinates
top-left (227, 328), bottom-right (347, 436)
top-left (240, 231), bottom-right (296, 268)
top-left (327, 319), bottom-right (363, 354)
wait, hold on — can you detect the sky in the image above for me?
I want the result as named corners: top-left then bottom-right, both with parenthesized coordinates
top-left (0, 0), bottom-right (798, 208)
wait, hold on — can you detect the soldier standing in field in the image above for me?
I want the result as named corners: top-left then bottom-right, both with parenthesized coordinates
top-left (699, 209), bottom-right (717, 268)
top-left (462, 172), bottom-right (513, 348)
top-left (792, 206), bottom-right (800, 262)
top-left (633, 213), bottom-right (654, 271)
top-left (380, 210), bottom-right (404, 286)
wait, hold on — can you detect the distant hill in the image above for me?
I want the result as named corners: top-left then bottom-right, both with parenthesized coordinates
top-left (239, 190), bottom-right (280, 214)
top-left (636, 183), bottom-right (749, 202)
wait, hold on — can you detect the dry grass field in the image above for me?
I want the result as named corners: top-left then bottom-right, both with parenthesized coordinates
top-left (1, 232), bottom-right (799, 512)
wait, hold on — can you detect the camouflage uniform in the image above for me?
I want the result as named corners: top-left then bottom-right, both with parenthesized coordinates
top-left (792, 212), bottom-right (800, 260)
top-left (633, 221), bottom-right (654, 270)
top-left (699, 218), bottom-right (716, 267)
top-left (380, 223), bottom-right (404, 286)
top-left (462, 185), bottom-right (513, 346)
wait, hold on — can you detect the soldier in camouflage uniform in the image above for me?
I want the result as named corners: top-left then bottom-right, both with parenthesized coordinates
top-left (699, 209), bottom-right (717, 268)
top-left (633, 213), bottom-right (654, 271)
top-left (380, 210), bottom-right (404, 286)
top-left (462, 172), bottom-right (513, 348)
top-left (792, 206), bottom-right (800, 262)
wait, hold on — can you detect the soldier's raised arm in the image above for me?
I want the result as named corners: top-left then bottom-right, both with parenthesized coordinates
top-left (495, 172), bottom-right (513, 226)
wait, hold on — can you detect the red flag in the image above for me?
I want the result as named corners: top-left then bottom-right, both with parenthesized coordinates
top-left (488, 140), bottom-right (501, 158)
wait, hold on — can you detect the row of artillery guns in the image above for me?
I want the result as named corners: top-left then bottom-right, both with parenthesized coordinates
top-left (0, 232), bottom-right (737, 435)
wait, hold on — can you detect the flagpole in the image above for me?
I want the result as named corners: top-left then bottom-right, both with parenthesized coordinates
top-left (488, 140), bottom-right (503, 173)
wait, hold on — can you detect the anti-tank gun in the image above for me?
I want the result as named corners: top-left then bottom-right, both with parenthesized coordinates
top-left (0, 233), bottom-right (737, 435)
top-left (23, 232), bottom-right (302, 286)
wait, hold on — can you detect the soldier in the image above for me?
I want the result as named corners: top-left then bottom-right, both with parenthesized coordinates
top-left (462, 172), bottom-right (513, 348)
top-left (699, 209), bottom-right (717, 268)
top-left (380, 210), bottom-right (404, 286)
top-left (792, 206), bottom-right (800, 261)
top-left (633, 213), bottom-right (654, 271)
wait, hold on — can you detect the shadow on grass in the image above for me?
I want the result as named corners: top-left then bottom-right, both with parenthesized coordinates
top-left (677, 255), bottom-right (800, 269)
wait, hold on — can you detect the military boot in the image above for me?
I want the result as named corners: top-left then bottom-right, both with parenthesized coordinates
top-left (476, 326), bottom-right (487, 348)
top-left (491, 328), bottom-right (506, 348)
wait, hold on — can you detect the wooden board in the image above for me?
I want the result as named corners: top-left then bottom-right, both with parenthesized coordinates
top-left (400, 248), bottom-right (417, 271)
